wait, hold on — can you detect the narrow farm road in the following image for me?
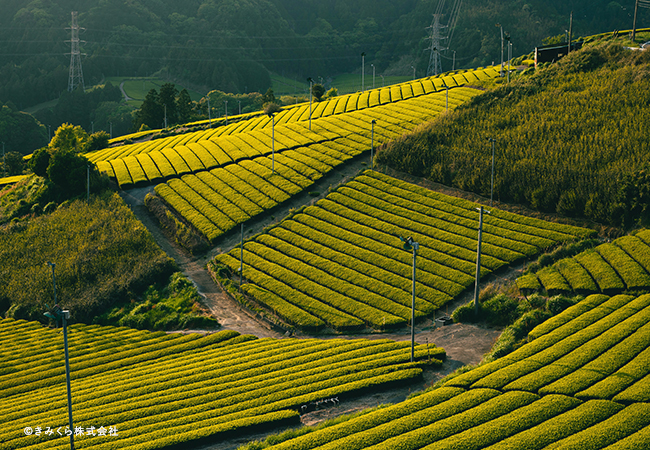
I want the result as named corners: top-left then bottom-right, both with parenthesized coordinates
top-left (119, 187), bottom-right (283, 338)
top-left (119, 80), bottom-right (133, 102)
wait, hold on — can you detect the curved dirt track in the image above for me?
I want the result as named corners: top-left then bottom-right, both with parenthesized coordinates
top-left (119, 163), bottom-right (516, 449)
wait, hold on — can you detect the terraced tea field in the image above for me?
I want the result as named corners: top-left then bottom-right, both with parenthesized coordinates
top-left (0, 318), bottom-right (444, 450)
top-left (211, 170), bottom-right (594, 332)
top-left (84, 68), bottom-right (499, 242)
top-left (241, 292), bottom-right (650, 449)
top-left (517, 229), bottom-right (650, 296)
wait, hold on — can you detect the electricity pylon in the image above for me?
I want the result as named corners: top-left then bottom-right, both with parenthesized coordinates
top-left (67, 11), bottom-right (85, 92)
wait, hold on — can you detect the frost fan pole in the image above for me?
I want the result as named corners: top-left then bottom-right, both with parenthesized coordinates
top-left (633, 0), bottom-right (640, 42)
top-left (568, 12), bottom-right (573, 55)
top-left (239, 222), bottom-right (244, 292)
top-left (474, 207), bottom-right (490, 316)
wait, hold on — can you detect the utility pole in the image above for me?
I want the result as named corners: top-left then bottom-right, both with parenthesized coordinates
top-left (2, 142), bottom-right (5, 177)
top-left (86, 165), bottom-right (90, 203)
top-left (307, 77), bottom-right (313, 131)
top-left (633, 0), bottom-right (640, 41)
top-left (474, 207), bottom-right (489, 316)
top-left (488, 137), bottom-right (496, 207)
top-left (239, 223), bottom-right (244, 292)
top-left (207, 97), bottom-right (211, 128)
top-left (568, 12), bottom-right (573, 55)
top-left (370, 119), bottom-right (376, 170)
top-left (506, 33), bottom-right (512, 83)
top-left (66, 11), bottom-right (85, 92)
top-left (271, 113), bottom-right (276, 174)
top-left (496, 23), bottom-right (504, 77)
top-left (224, 100), bottom-right (228, 125)
top-left (361, 52), bottom-right (366, 92)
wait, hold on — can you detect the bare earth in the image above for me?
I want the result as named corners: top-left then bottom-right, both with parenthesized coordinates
top-left (119, 159), bottom-right (514, 450)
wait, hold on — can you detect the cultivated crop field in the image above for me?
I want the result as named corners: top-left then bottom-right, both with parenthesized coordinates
top-left (517, 229), bottom-right (650, 296)
top-left (0, 318), bottom-right (445, 450)
top-left (211, 170), bottom-right (594, 332)
top-left (240, 292), bottom-right (650, 449)
top-left (83, 68), bottom-right (498, 243)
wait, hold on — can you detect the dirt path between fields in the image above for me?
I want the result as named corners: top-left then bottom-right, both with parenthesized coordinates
top-left (120, 161), bottom-right (528, 450)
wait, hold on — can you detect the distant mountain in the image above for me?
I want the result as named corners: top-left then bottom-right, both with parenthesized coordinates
top-left (0, 0), bottom-right (643, 109)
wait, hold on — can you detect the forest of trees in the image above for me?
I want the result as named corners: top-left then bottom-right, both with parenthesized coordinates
top-left (0, 0), bottom-right (645, 110)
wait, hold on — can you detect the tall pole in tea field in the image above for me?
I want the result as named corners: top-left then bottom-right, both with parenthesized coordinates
top-left (633, 0), bottom-right (640, 41)
top-left (361, 52), bottom-right (366, 92)
top-left (207, 97), bottom-right (211, 128)
top-left (496, 23), bottom-right (504, 77)
top-left (307, 77), bottom-right (313, 131)
top-left (488, 138), bottom-right (496, 207)
top-left (44, 263), bottom-right (75, 450)
top-left (239, 223), bottom-right (244, 292)
top-left (370, 119), bottom-right (376, 170)
top-left (271, 113), bottom-right (275, 174)
top-left (395, 235), bottom-right (419, 362)
top-left (224, 100), bottom-right (228, 125)
top-left (474, 207), bottom-right (489, 316)
top-left (568, 12), bottom-right (573, 54)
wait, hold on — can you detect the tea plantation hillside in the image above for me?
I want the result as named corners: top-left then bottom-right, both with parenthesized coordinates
top-left (518, 229), bottom-right (650, 296)
top-left (211, 170), bottom-right (594, 332)
top-left (82, 67), bottom-right (499, 246)
top-left (0, 319), bottom-right (444, 450)
top-left (375, 38), bottom-right (650, 229)
top-left (239, 292), bottom-right (650, 450)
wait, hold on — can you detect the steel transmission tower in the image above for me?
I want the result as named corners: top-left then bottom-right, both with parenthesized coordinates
top-left (67, 11), bottom-right (85, 92)
top-left (425, 0), bottom-right (463, 77)
top-left (426, 14), bottom-right (446, 77)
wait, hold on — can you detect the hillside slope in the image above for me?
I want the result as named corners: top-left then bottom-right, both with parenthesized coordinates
top-left (376, 40), bottom-right (650, 229)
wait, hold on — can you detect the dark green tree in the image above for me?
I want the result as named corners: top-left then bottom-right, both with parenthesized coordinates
top-left (28, 147), bottom-right (51, 177)
top-left (177, 89), bottom-right (193, 124)
top-left (5, 151), bottom-right (24, 176)
top-left (0, 103), bottom-right (48, 156)
top-left (262, 88), bottom-right (276, 105)
top-left (134, 89), bottom-right (164, 130)
top-left (46, 151), bottom-right (93, 196)
top-left (159, 83), bottom-right (179, 126)
top-left (85, 131), bottom-right (110, 152)
top-left (311, 83), bottom-right (326, 101)
top-left (49, 123), bottom-right (88, 153)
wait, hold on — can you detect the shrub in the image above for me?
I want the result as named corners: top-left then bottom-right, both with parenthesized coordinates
top-left (547, 295), bottom-right (579, 315)
top-left (511, 309), bottom-right (553, 341)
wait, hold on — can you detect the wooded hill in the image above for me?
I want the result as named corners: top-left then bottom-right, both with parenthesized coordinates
top-left (1, 0), bottom-right (645, 109)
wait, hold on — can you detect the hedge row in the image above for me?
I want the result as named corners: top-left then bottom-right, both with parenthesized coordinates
top-left (1, 319), bottom-right (444, 450)
top-left (517, 230), bottom-right (650, 297)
